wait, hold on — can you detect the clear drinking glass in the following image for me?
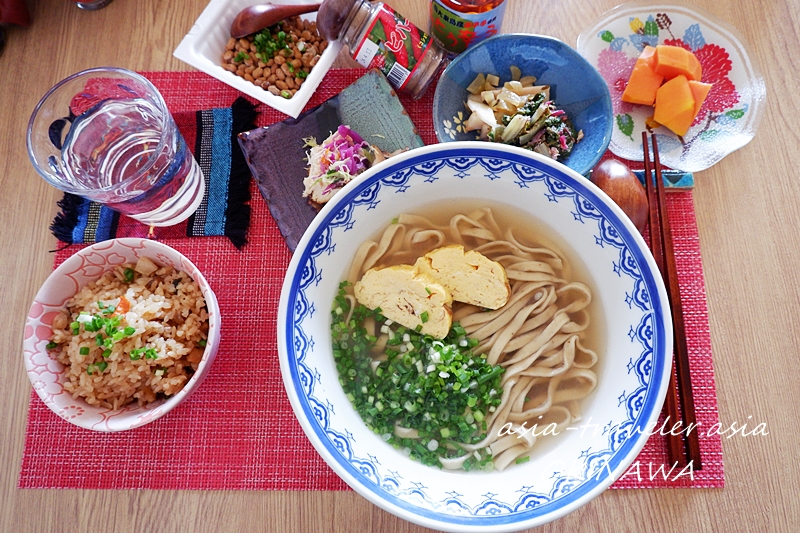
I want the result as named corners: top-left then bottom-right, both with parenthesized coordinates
top-left (27, 67), bottom-right (205, 226)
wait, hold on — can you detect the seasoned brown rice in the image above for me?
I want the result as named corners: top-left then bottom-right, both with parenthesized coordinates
top-left (48, 258), bottom-right (209, 410)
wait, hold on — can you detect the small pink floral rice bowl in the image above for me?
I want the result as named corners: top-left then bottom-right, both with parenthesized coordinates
top-left (22, 239), bottom-right (220, 432)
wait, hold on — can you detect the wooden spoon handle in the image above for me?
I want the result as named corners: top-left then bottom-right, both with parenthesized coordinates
top-left (230, 3), bottom-right (323, 38)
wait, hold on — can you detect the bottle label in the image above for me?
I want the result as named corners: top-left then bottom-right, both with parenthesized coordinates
top-left (352, 4), bottom-right (432, 90)
top-left (430, 1), bottom-right (506, 54)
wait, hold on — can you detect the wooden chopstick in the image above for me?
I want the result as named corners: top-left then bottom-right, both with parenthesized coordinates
top-left (642, 132), bottom-right (702, 470)
top-left (650, 134), bottom-right (702, 470)
top-left (642, 133), bottom-right (685, 469)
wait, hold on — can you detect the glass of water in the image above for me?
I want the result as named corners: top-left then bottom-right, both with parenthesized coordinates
top-left (27, 67), bottom-right (205, 227)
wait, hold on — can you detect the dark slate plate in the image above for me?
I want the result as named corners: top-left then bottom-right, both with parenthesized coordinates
top-left (239, 69), bottom-right (425, 252)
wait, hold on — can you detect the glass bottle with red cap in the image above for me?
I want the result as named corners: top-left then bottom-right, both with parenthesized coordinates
top-left (429, 0), bottom-right (507, 55)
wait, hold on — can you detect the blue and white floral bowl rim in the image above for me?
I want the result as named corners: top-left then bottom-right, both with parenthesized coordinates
top-left (278, 142), bottom-right (672, 531)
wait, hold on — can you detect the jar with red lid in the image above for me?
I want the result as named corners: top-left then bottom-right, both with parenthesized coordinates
top-left (430, 0), bottom-right (507, 55)
top-left (317, 0), bottom-right (449, 98)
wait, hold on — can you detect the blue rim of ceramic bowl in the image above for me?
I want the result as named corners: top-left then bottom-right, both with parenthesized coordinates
top-left (433, 33), bottom-right (613, 176)
top-left (278, 142), bottom-right (670, 531)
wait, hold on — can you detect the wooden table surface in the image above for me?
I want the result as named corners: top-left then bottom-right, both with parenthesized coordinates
top-left (1, 1), bottom-right (798, 531)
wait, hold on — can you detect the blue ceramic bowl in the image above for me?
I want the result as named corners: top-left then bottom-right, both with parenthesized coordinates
top-left (433, 34), bottom-right (613, 176)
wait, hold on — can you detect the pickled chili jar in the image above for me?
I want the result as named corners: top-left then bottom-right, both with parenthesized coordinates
top-left (430, 0), bottom-right (507, 55)
top-left (317, 0), bottom-right (449, 98)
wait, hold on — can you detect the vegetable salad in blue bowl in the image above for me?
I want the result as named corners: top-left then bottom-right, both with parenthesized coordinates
top-left (433, 34), bottom-right (613, 176)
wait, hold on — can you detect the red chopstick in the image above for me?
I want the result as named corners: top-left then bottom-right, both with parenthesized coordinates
top-left (642, 131), bottom-right (702, 470)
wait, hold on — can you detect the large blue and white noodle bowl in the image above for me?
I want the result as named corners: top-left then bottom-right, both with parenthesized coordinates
top-left (277, 142), bottom-right (672, 531)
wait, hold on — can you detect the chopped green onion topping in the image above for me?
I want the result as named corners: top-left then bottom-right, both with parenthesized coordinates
top-left (477, 365), bottom-right (504, 384)
top-left (123, 268), bottom-right (135, 283)
top-left (79, 347), bottom-right (90, 356)
top-left (46, 341), bottom-right (58, 350)
top-left (420, 311), bottom-right (429, 323)
top-left (97, 301), bottom-right (117, 315)
top-left (130, 347), bottom-right (157, 360)
top-left (252, 24), bottom-right (292, 62)
top-left (198, 339), bottom-right (207, 347)
top-left (86, 361), bottom-right (107, 375)
top-left (330, 283), bottom-right (504, 471)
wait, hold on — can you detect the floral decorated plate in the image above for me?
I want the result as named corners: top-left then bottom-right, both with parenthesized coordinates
top-left (577, 1), bottom-right (765, 172)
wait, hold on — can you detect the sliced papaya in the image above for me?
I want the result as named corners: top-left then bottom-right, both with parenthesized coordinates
top-left (621, 46), bottom-right (665, 105)
top-left (653, 45), bottom-right (702, 81)
top-left (622, 45), bottom-right (711, 136)
top-left (645, 115), bottom-right (662, 130)
top-left (653, 75), bottom-right (695, 136)
top-left (688, 80), bottom-right (712, 117)
top-left (686, 52), bottom-right (703, 82)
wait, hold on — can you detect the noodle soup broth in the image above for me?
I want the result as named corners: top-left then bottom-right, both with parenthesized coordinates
top-left (334, 199), bottom-right (607, 471)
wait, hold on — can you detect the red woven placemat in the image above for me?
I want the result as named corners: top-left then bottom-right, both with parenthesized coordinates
top-left (19, 70), bottom-right (723, 489)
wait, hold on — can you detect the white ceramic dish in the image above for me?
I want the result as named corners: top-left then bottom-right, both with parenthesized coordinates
top-left (23, 239), bottom-right (221, 432)
top-left (278, 142), bottom-right (673, 531)
top-left (174, 0), bottom-right (342, 118)
top-left (576, 1), bottom-right (765, 172)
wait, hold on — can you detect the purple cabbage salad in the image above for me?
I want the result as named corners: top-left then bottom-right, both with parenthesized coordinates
top-left (302, 125), bottom-right (382, 204)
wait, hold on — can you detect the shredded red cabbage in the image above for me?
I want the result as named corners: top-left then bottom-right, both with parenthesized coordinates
top-left (319, 125), bottom-right (371, 177)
